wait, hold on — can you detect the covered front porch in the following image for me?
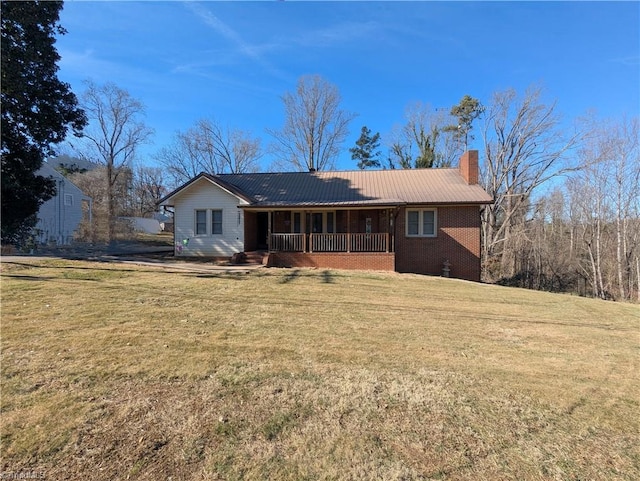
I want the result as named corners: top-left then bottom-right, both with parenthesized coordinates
top-left (245, 208), bottom-right (396, 253)
top-left (269, 232), bottom-right (391, 253)
top-left (243, 208), bottom-right (397, 270)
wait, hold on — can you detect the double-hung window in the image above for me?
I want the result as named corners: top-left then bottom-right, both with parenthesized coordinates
top-left (211, 210), bottom-right (223, 235)
top-left (406, 209), bottom-right (437, 237)
top-left (195, 210), bottom-right (207, 235)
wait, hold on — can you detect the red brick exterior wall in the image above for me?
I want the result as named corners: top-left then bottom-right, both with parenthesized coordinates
top-left (244, 205), bottom-right (482, 281)
top-left (268, 252), bottom-right (395, 271)
top-left (394, 205), bottom-right (482, 281)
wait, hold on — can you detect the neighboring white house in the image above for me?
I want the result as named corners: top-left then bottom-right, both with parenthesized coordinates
top-left (34, 162), bottom-right (91, 245)
top-left (161, 174), bottom-right (249, 256)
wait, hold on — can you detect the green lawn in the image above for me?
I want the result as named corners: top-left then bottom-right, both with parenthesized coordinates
top-left (1, 258), bottom-right (638, 480)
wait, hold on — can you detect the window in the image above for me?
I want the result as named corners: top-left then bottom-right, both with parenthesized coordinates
top-left (293, 212), bottom-right (302, 233)
top-left (211, 210), bottom-right (223, 235)
top-left (195, 210), bottom-right (207, 235)
top-left (306, 211), bottom-right (336, 234)
top-left (407, 211), bottom-right (419, 236)
top-left (423, 210), bottom-right (435, 236)
top-left (326, 212), bottom-right (335, 233)
top-left (64, 194), bottom-right (73, 206)
top-left (406, 209), bottom-right (437, 237)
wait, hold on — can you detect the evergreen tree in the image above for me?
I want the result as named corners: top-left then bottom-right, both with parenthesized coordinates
top-left (445, 95), bottom-right (483, 151)
top-left (350, 126), bottom-right (381, 169)
top-left (1, 1), bottom-right (86, 245)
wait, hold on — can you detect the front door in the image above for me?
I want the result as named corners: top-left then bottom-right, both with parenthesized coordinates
top-left (257, 212), bottom-right (268, 250)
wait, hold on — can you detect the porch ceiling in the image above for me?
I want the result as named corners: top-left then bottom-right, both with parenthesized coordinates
top-left (240, 200), bottom-right (403, 211)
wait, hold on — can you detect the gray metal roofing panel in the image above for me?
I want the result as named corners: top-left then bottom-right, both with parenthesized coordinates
top-left (218, 169), bottom-right (492, 207)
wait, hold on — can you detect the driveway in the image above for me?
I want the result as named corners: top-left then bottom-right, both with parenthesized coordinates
top-left (1, 241), bottom-right (264, 275)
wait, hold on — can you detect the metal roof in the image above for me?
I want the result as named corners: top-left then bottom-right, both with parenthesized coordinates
top-left (219, 169), bottom-right (492, 207)
top-left (159, 169), bottom-right (493, 208)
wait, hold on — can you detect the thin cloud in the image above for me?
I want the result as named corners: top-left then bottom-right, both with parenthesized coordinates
top-left (293, 20), bottom-right (380, 48)
top-left (184, 2), bottom-right (288, 80)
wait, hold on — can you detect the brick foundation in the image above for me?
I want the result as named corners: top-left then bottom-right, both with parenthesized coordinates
top-left (268, 252), bottom-right (395, 271)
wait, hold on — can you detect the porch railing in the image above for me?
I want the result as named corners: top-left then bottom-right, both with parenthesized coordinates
top-left (270, 233), bottom-right (390, 253)
top-left (270, 233), bottom-right (305, 252)
top-left (310, 233), bottom-right (348, 252)
top-left (349, 233), bottom-right (389, 252)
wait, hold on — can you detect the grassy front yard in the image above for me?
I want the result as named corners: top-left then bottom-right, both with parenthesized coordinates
top-left (1, 258), bottom-right (638, 480)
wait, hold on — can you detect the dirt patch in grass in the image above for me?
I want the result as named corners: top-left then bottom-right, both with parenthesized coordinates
top-left (1, 259), bottom-right (639, 480)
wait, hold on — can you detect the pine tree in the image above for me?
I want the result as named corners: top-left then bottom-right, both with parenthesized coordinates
top-left (350, 126), bottom-right (381, 169)
top-left (445, 95), bottom-right (483, 151)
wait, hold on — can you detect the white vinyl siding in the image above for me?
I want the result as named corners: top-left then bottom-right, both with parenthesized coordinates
top-left (406, 208), bottom-right (437, 237)
top-left (172, 177), bottom-right (247, 256)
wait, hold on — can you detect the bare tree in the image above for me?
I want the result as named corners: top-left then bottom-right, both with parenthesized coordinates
top-left (131, 165), bottom-right (167, 218)
top-left (79, 81), bottom-right (153, 242)
top-left (157, 118), bottom-right (261, 187)
top-left (387, 102), bottom-right (459, 169)
top-left (69, 166), bottom-right (133, 242)
top-left (610, 117), bottom-right (640, 300)
top-left (480, 86), bottom-right (582, 279)
top-left (268, 75), bottom-right (356, 171)
top-left (568, 116), bottom-right (640, 300)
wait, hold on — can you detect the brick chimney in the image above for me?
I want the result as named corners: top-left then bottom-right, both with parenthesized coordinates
top-left (459, 150), bottom-right (478, 185)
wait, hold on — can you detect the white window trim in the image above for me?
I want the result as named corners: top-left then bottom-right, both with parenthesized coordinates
top-left (406, 208), bottom-right (437, 237)
top-left (195, 209), bottom-right (224, 236)
top-left (64, 193), bottom-right (73, 206)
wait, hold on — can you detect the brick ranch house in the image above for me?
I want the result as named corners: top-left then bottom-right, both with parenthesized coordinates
top-left (159, 151), bottom-right (492, 281)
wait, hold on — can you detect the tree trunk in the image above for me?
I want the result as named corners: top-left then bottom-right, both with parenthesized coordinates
top-left (616, 213), bottom-right (625, 300)
top-left (636, 255), bottom-right (640, 302)
top-left (107, 162), bottom-right (115, 243)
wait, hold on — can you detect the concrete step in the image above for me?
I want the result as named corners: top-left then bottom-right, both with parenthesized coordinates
top-left (231, 251), bottom-right (268, 265)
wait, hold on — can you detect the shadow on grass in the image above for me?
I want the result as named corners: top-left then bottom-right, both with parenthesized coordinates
top-left (322, 270), bottom-right (334, 284)
top-left (3, 260), bottom-right (344, 285)
top-left (3, 261), bottom-right (262, 283)
top-left (275, 268), bottom-right (340, 284)
top-left (192, 272), bottom-right (253, 280)
top-left (279, 269), bottom-right (301, 284)
top-left (2, 274), bottom-right (58, 282)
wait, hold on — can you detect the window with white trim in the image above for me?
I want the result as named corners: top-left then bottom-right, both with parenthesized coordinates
top-left (406, 209), bottom-right (437, 237)
top-left (64, 194), bottom-right (73, 206)
top-left (195, 210), bottom-right (207, 235)
top-left (211, 210), bottom-right (223, 235)
top-left (307, 211), bottom-right (336, 234)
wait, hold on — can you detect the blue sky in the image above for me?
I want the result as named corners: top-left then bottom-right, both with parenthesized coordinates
top-left (56, 1), bottom-right (639, 171)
